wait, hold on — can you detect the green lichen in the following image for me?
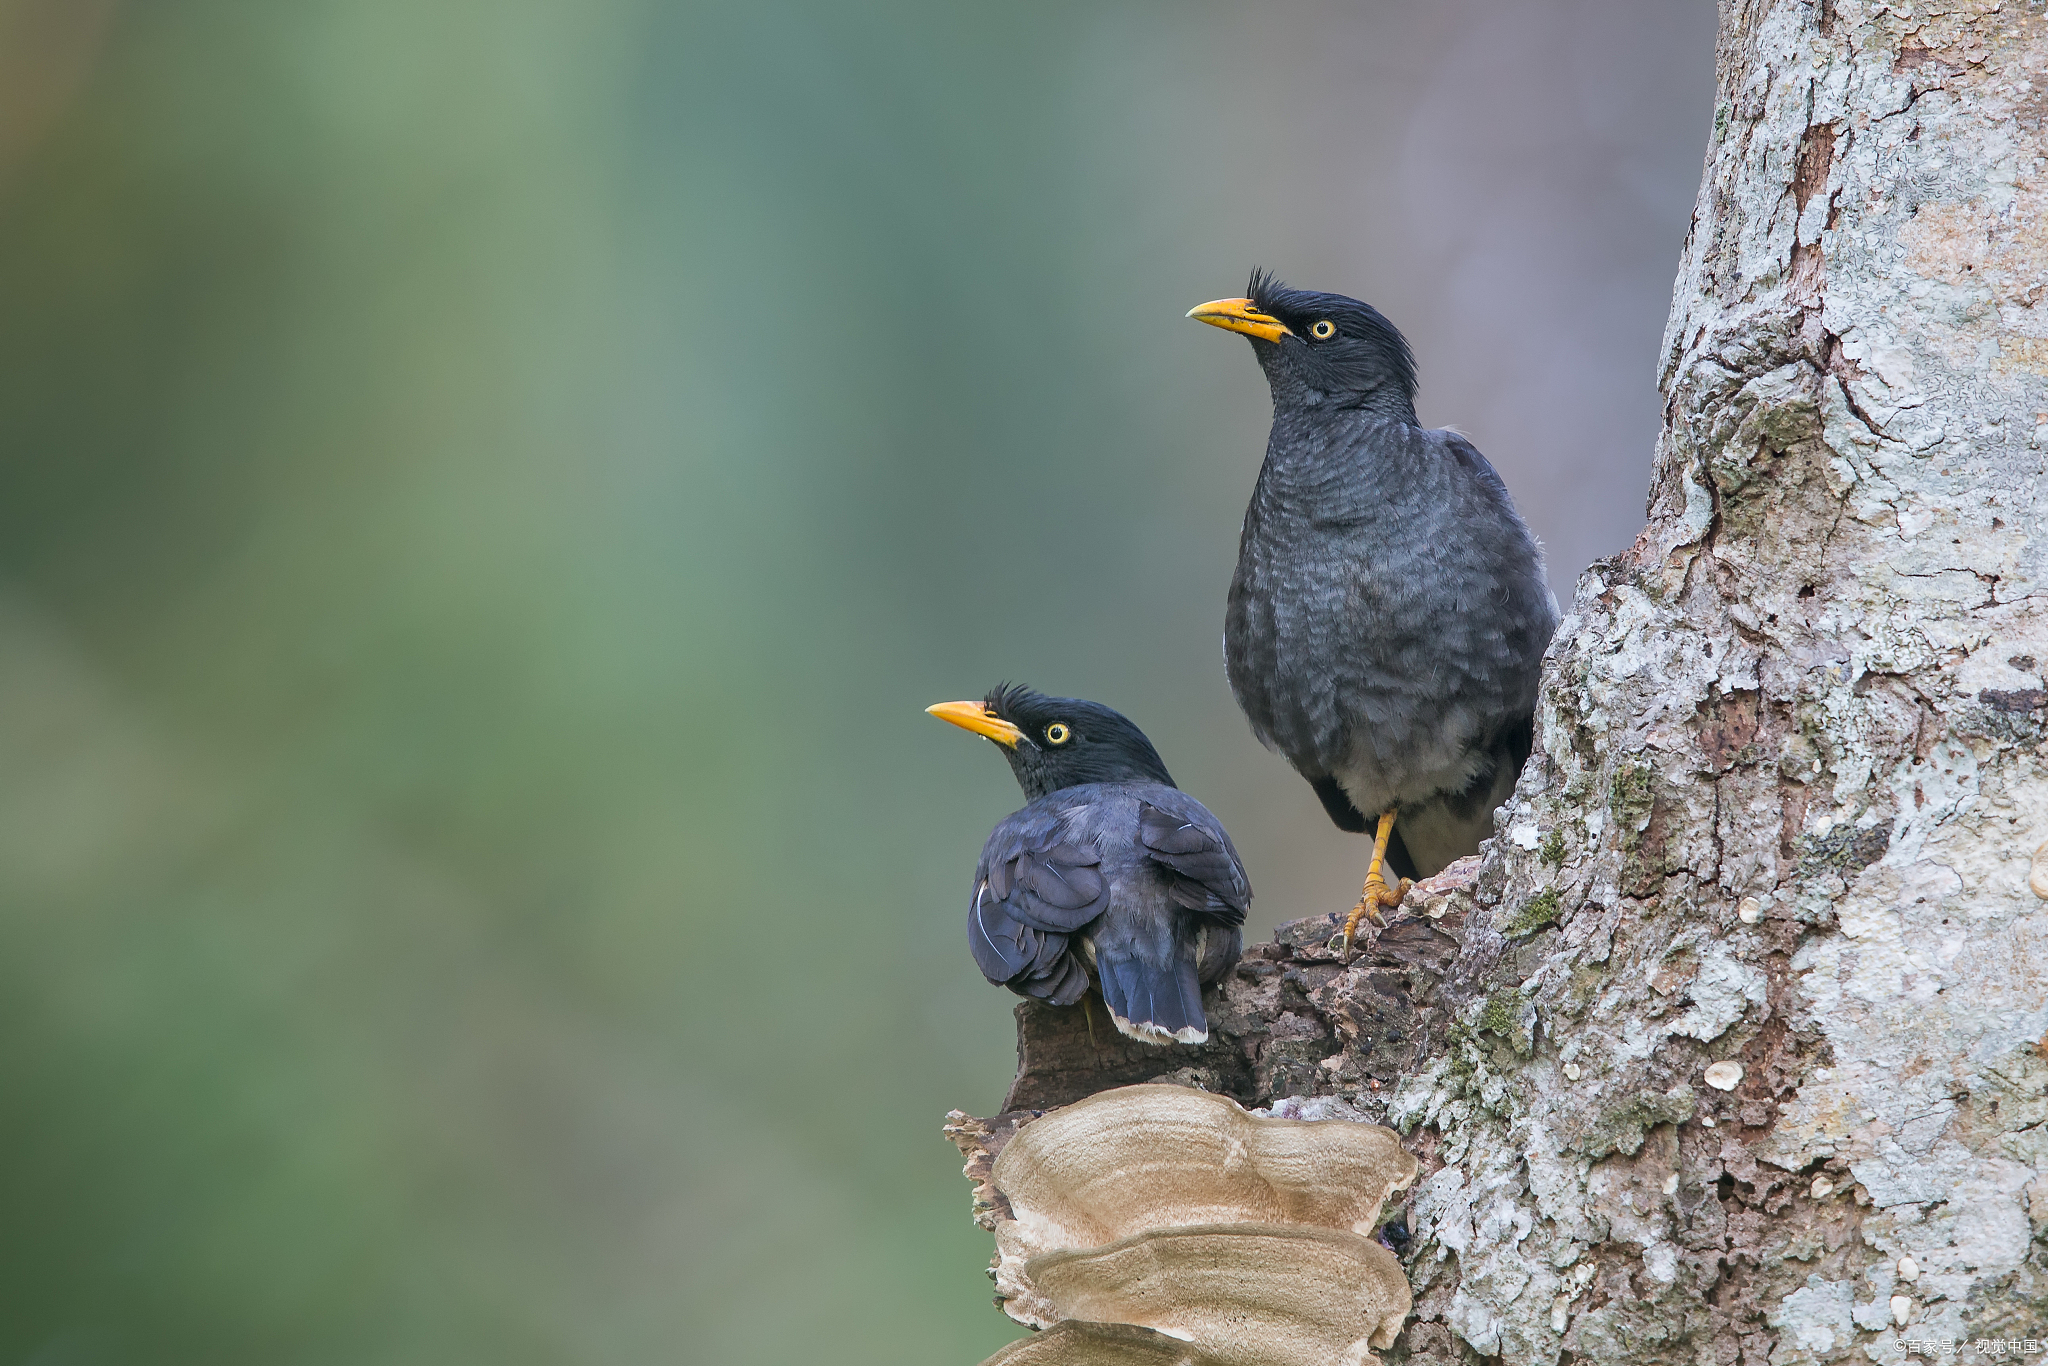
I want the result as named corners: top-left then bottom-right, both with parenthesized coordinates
top-left (1477, 990), bottom-right (1518, 1035)
top-left (1435, 1018), bottom-right (1482, 1090)
top-left (1566, 964), bottom-right (1607, 1014)
top-left (1505, 888), bottom-right (1563, 938)
top-left (1611, 761), bottom-right (1666, 895)
top-left (1801, 821), bottom-right (1892, 873)
top-left (1475, 988), bottom-right (1536, 1057)
top-left (1610, 762), bottom-right (1656, 840)
top-left (1540, 830), bottom-right (1568, 866)
top-left (1578, 1086), bottom-right (1698, 1161)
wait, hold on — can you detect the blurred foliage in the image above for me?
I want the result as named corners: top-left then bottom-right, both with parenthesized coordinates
top-left (0, 1), bottom-right (1711, 1362)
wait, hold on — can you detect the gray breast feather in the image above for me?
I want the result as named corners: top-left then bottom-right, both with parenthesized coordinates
top-left (1225, 422), bottom-right (1558, 818)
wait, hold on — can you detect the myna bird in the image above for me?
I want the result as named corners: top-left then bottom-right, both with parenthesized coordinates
top-left (927, 685), bottom-right (1249, 1044)
top-left (1189, 272), bottom-right (1558, 955)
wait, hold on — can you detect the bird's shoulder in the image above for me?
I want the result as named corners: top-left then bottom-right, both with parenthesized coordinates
top-left (976, 784), bottom-right (1134, 868)
top-left (1423, 426), bottom-right (1515, 500)
top-left (978, 784), bottom-right (1244, 882)
top-left (1131, 788), bottom-right (1251, 924)
top-left (1117, 781), bottom-right (1217, 829)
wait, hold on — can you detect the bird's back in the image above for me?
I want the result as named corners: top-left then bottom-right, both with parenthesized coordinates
top-left (978, 782), bottom-right (1245, 927)
top-left (973, 781), bottom-right (1248, 1043)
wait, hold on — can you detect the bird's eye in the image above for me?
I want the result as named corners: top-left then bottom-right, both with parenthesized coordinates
top-left (1045, 723), bottom-right (1071, 745)
top-left (1309, 319), bottom-right (1337, 340)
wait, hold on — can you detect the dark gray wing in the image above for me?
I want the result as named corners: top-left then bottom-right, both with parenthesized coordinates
top-left (968, 810), bottom-right (1108, 1005)
top-left (985, 839), bottom-right (1107, 932)
top-left (1138, 795), bottom-right (1250, 926)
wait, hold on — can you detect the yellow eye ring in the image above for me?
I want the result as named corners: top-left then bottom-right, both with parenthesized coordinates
top-left (1309, 319), bottom-right (1336, 340)
top-left (1045, 723), bottom-right (1071, 745)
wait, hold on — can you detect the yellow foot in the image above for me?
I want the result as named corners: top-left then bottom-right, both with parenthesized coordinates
top-left (1330, 873), bottom-right (1412, 961)
top-left (1329, 807), bottom-right (1412, 962)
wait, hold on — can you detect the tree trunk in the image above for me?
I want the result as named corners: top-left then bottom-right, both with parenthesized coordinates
top-left (1395, 1), bottom-right (2048, 1358)
top-left (958, 3), bottom-right (2048, 1361)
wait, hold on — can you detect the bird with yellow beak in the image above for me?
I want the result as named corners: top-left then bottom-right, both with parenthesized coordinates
top-left (1189, 270), bottom-right (1558, 956)
top-left (926, 685), bottom-right (1249, 1045)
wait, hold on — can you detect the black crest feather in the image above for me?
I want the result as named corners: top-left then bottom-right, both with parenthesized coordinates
top-left (1241, 268), bottom-right (1417, 410)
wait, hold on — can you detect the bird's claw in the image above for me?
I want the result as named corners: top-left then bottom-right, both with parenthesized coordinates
top-left (1332, 874), bottom-right (1413, 962)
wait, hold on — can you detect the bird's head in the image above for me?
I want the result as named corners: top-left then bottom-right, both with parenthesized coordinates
top-left (1187, 269), bottom-right (1417, 418)
top-left (925, 685), bottom-right (1176, 801)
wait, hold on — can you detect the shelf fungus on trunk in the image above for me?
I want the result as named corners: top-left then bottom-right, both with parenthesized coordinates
top-left (1029, 1223), bottom-right (1409, 1366)
top-left (948, 1082), bottom-right (1418, 1366)
top-left (980, 1320), bottom-right (1227, 1366)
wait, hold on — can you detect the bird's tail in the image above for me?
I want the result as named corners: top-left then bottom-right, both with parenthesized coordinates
top-left (1094, 944), bottom-right (1209, 1046)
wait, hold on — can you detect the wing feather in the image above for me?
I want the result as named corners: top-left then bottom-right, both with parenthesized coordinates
top-left (967, 811), bottom-right (1110, 993)
top-left (1138, 798), bottom-right (1251, 926)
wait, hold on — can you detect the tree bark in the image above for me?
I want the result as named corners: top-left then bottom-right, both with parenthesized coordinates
top-left (961, 3), bottom-right (2048, 1360)
top-left (1398, 0), bottom-right (2048, 1355)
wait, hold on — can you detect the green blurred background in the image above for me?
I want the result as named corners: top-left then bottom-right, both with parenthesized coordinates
top-left (0, 2), bottom-right (1714, 1361)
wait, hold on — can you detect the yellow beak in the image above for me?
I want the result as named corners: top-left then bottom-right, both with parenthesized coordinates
top-left (1186, 296), bottom-right (1292, 343)
top-left (925, 699), bottom-right (1025, 748)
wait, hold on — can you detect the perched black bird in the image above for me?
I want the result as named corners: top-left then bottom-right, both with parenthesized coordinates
top-left (1189, 272), bottom-right (1558, 953)
top-left (927, 686), bottom-right (1249, 1044)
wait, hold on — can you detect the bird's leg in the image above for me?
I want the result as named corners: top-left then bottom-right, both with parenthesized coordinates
top-left (1333, 809), bottom-right (1413, 961)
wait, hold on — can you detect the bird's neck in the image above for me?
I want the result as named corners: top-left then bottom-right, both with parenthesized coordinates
top-left (1349, 388), bottom-right (1420, 424)
top-left (1010, 761), bottom-right (1174, 803)
top-left (1258, 405), bottom-right (1420, 496)
top-left (1262, 368), bottom-right (1418, 426)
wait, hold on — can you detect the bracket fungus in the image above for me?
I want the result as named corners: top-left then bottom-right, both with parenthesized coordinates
top-left (981, 1320), bottom-right (1226, 1366)
top-left (1029, 1223), bottom-right (1408, 1366)
top-left (957, 1083), bottom-right (1418, 1366)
